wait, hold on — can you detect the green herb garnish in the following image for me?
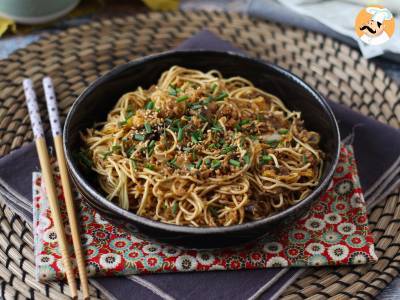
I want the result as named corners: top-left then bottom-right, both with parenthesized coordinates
top-left (199, 113), bottom-right (208, 122)
top-left (130, 158), bottom-right (137, 170)
top-left (147, 140), bottom-right (156, 155)
top-left (229, 159), bottom-right (241, 167)
top-left (243, 153), bottom-right (250, 164)
top-left (211, 159), bottom-right (221, 169)
top-left (210, 83), bottom-right (218, 93)
top-left (266, 140), bottom-right (279, 146)
top-left (144, 123), bottom-right (152, 134)
top-left (303, 155), bottom-right (308, 163)
top-left (168, 85), bottom-right (177, 96)
top-left (134, 134), bottom-right (145, 141)
top-left (112, 144), bottom-right (122, 152)
top-left (190, 103), bottom-right (203, 110)
top-left (203, 96), bottom-right (213, 105)
top-left (76, 150), bottom-right (92, 169)
top-left (102, 151), bottom-right (113, 159)
top-left (195, 159), bottom-right (203, 169)
top-left (172, 202), bottom-right (178, 215)
top-left (215, 91), bottom-right (228, 101)
top-left (221, 145), bottom-right (236, 154)
top-left (144, 100), bottom-right (155, 110)
top-left (211, 122), bottom-right (223, 133)
top-left (261, 155), bottom-right (272, 164)
top-left (168, 157), bottom-right (179, 168)
top-left (144, 163), bottom-right (155, 170)
top-left (177, 127), bottom-right (184, 142)
top-left (278, 128), bottom-right (289, 134)
top-left (191, 130), bottom-right (202, 144)
top-left (176, 95), bottom-right (189, 103)
top-left (126, 145), bottom-right (136, 157)
top-left (209, 206), bottom-right (218, 217)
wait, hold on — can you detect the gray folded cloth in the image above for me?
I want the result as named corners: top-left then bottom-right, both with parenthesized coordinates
top-left (0, 30), bottom-right (399, 299)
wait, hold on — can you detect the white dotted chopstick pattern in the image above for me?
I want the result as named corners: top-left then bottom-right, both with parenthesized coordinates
top-left (43, 77), bottom-right (62, 137)
top-left (23, 79), bottom-right (44, 140)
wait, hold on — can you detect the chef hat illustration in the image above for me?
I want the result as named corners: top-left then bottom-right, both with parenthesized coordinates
top-left (366, 7), bottom-right (393, 24)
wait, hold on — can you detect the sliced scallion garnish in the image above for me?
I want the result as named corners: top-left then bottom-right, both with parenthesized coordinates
top-left (229, 159), bottom-right (240, 167)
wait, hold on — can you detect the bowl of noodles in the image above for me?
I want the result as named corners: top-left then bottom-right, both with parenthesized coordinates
top-left (64, 51), bottom-right (340, 248)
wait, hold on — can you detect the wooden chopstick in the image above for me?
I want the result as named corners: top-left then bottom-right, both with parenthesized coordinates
top-left (23, 79), bottom-right (78, 299)
top-left (42, 77), bottom-right (90, 300)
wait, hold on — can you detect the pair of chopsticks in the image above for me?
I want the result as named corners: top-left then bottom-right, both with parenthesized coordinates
top-left (23, 78), bottom-right (89, 300)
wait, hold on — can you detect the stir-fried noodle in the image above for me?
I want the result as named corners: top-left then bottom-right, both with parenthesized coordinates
top-left (80, 66), bottom-right (324, 227)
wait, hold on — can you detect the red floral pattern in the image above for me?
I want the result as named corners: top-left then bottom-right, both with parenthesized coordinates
top-left (33, 144), bottom-right (377, 281)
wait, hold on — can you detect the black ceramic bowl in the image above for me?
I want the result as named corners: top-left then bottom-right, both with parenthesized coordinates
top-left (64, 50), bottom-right (340, 248)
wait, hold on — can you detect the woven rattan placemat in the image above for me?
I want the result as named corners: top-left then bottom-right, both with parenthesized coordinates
top-left (0, 11), bottom-right (399, 299)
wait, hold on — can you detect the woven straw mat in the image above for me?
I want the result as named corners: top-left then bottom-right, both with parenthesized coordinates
top-left (0, 11), bottom-right (399, 300)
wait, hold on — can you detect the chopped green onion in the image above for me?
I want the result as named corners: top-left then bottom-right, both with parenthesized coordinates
top-left (229, 159), bottom-right (241, 167)
top-left (267, 140), bottom-right (279, 146)
top-left (184, 115), bottom-right (192, 121)
top-left (190, 103), bottom-right (203, 110)
top-left (211, 122), bottom-right (223, 133)
top-left (168, 157), bottom-right (178, 168)
top-left (187, 163), bottom-right (195, 170)
top-left (215, 91), bottom-right (228, 101)
top-left (211, 159), bottom-right (221, 169)
top-left (130, 158), bottom-right (137, 170)
top-left (243, 153), bottom-right (250, 164)
top-left (165, 118), bottom-right (173, 125)
top-left (204, 158), bottom-right (211, 166)
top-left (126, 111), bottom-right (134, 119)
top-left (209, 206), bottom-right (218, 217)
top-left (199, 113), bottom-right (208, 122)
top-left (144, 123), bottom-right (152, 134)
top-left (144, 163), bottom-right (154, 170)
top-left (191, 130), bottom-right (202, 144)
top-left (221, 145), bottom-right (236, 154)
top-left (278, 128), bottom-right (289, 134)
top-left (118, 120), bottom-right (127, 127)
top-left (261, 155), bottom-right (272, 164)
top-left (239, 119), bottom-right (251, 126)
top-left (144, 100), bottom-right (154, 110)
top-left (303, 155), bottom-right (308, 163)
top-left (76, 150), bottom-right (92, 169)
top-left (176, 95), bottom-right (189, 103)
top-left (203, 96), bottom-right (213, 105)
top-left (168, 85), bottom-right (177, 96)
top-left (102, 151), bottom-right (113, 159)
top-left (134, 134), bottom-right (145, 141)
top-left (177, 127), bottom-right (184, 142)
top-left (208, 143), bottom-right (216, 149)
top-left (126, 146), bottom-right (136, 157)
top-left (210, 83), bottom-right (218, 93)
top-left (183, 147), bottom-right (192, 152)
top-left (112, 144), bottom-right (122, 152)
top-left (235, 119), bottom-right (251, 131)
top-left (172, 202), bottom-right (178, 215)
top-left (249, 135), bottom-right (257, 141)
top-left (147, 140), bottom-right (156, 155)
top-left (195, 159), bottom-right (203, 169)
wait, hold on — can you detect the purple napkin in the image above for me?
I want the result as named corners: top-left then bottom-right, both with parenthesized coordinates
top-left (0, 30), bottom-right (399, 300)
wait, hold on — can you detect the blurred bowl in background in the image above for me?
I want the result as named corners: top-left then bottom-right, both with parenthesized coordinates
top-left (0, 0), bottom-right (79, 25)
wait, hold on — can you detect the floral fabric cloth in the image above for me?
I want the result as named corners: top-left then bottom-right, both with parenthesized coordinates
top-left (33, 144), bottom-right (377, 281)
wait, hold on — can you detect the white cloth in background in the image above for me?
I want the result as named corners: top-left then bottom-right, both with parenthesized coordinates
top-left (276, 0), bottom-right (400, 58)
